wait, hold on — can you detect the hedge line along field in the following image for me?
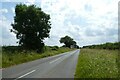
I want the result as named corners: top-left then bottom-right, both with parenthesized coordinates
top-left (82, 42), bottom-right (119, 50)
top-left (2, 46), bottom-right (74, 68)
top-left (75, 49), bottom-right (118, 78)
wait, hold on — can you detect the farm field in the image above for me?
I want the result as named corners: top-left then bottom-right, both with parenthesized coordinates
top-left (75, 49), bottom-right (119, 78)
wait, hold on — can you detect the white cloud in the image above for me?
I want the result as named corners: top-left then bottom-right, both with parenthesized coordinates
top-left (11, 7), bottom-right (15, 14)
top-left (27, 0), bottom-right (35, 4)
top-left (0, 0), bottom-right (10, 2)
top-left (0, 8), bottom-right (8, 13)
top-left (0, 0), bottom-right (31, 2)
top-left (0, 14), bottom-right (17, 46)
top-left (41, 0), bottom-right (119, 47)
top-left (1, 0), bottom-right (119, 46)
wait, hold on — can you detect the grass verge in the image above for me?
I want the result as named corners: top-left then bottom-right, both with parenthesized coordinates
top-left (75, 49), bottom-right (118, 78)
top-left (2, 47), bottom-right (73, 68)
top-left (0, 47), bottom-right (2, 69)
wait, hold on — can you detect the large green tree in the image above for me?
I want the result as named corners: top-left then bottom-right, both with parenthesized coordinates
top-left (60, 35), bottom-right (78, 48)
top-left (11, 4), bottom-right (51, 51)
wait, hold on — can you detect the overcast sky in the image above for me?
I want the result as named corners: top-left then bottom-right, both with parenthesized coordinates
top-left (0, 0), bottom-right (119, 47)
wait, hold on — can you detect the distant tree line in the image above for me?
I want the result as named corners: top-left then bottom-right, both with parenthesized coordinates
top-left (82, 42), bottom-right (120, 50)
top-left (2, 46), bottom-right (59, 53)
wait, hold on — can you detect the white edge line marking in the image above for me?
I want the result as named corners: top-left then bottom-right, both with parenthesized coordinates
top-left (14, 70), bottom-right (36, 80)
top-left (49, 57), bottom-right (62, 64)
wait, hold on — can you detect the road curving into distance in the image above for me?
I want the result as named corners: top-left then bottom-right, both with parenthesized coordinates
top-left (2, 49), bottom-right (80, 79)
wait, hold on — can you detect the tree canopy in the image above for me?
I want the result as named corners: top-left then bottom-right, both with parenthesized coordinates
top-left (11, 4), bottom-right (51, 51)
top-left (60, 35), bottom-right (79, 48)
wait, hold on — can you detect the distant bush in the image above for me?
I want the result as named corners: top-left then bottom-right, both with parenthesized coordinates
top-left (82, 42), bottom-right (120, 50)
top-left (2, 46), bottom-right (22, 53)
top-left (51, 46), bottom-right (59, 51)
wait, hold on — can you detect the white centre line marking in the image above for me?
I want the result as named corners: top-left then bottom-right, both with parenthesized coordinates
top-left (14, 70), bottom-right (36, 80)
top-left (49, 57), bottom-right (62, 64)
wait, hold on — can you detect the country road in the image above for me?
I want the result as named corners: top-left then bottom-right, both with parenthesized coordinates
top-left (2, 49), bottom-right (80, 79)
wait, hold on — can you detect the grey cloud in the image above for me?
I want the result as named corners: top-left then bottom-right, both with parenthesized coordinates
top-left (106, 28), bottom-right (118, 36)
top-left (64, 15), bottom-right (89, 27)
top-left (85, 27), bottom-right (105, 36)
top-left (67, 30), bottom-right (80, 40)
top-left (85, 27), bottom-right (118, 37)
top-left (84, 4), bottom-right (92, 12)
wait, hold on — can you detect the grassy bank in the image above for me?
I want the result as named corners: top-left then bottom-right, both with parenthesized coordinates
top-left (2, 46), bottom-right (73, 68)
top-left (75, 49), bottom-right (118, 78)
top-left (0, 52), bottom-right (1, 69)
top-left (0, 53), bottom-right (1, 68)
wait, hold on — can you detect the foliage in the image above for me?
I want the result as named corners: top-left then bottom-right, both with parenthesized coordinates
top-left (60, 35), bottom-right (79, 48)
top-left (75, 49), bottom-right (118, 78)
top-left (2, 46), bottom-right (22, 53)
top-left (11, 4), bottom-right (51, 51)
top-left (82, 42), bottom-right (120, 50)
top-left (51, 46), bottom-right (59, 50)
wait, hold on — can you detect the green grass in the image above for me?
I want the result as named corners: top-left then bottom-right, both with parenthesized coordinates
top-left (0, 53), bottom-right (2, 69)
top-left (2, 47), bottom-right (73, 68)
top-left (75, 49), bottom-right (118, 78)
top-left (0, 47), bottom-right (2, 68)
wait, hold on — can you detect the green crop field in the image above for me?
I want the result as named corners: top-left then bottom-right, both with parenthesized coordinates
top-left (75, 49), bottom-right (118, 78)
